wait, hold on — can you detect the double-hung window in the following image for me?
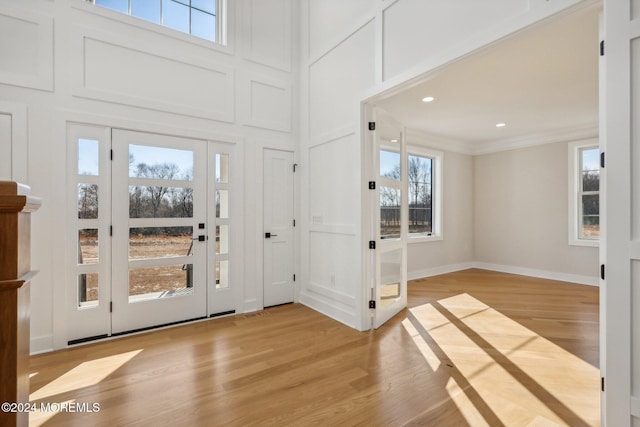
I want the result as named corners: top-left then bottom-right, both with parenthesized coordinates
top-left (89, 0), bottom-right (223, 43)
top-left (568, 140), bottom-right (600, 246)
top-left (407, 147), bottom-right (442, 241)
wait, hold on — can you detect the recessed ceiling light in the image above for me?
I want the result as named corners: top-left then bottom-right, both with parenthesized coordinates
top-left (390, 139), bottom-right (398, 143)
top-left (422, 96), bottom-right (435, 103)
top-left (496, 123), bottom-right (506, 128)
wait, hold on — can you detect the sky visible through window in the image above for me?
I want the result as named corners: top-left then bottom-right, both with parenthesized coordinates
top-left (582, 148), bottom-right (599, 171)
top-left (94, 0), bottom-right (217, 42)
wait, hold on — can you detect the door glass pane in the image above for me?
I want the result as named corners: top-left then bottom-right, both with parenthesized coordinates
top-left (380, 150), bottom-right (400, 180)
top-left (216, 189), bottom-right (228, 219)
top-left (380, 186), bottom-right (400, 239)
top-left (78, 139), bottom-right (99, 176)
top-left (216, 260), bottom-right (229, 289)
top-left (129, 264), bottom-right (194, 301)
top-left (129, 144), bottom-right (194, 180)
top-left (216, 153), bottom-right (229, 183)
top-left (216, 225), bottom-right (228, 254)
top-left (78, 229), bottom-right (99, 264)
top-left (78, 273), bottom-right (99, 308)
top-left (379, 249), bottom-right (402, 308)
top-left (129, 186), bottom-right (194, 218)
top-left (78, 184), bottom-right (99, 219)
top-left (129, 227), bottom-right (193, 260)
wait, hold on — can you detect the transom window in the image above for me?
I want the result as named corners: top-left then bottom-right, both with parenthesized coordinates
top-left (568, 140), bottom-right (600, 246)
top-left (90, 0), bottom-right (220, 43)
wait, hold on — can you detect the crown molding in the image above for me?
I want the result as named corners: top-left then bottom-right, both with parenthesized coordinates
top-left (405, 123), bottom-right (599, 156)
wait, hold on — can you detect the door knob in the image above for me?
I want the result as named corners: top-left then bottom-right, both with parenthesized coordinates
top-left (265, 233), bottom-right (279, 238)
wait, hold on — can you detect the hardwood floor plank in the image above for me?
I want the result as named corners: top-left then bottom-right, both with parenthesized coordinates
top-left (29, 269), bottom-right (600, 426)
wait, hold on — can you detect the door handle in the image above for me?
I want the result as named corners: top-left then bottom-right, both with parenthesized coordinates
top-left (265, 233), bottom-right (279, 238)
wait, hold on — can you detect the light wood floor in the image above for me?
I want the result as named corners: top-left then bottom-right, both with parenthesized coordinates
top-left (29, 269), bottom-right (600, 426)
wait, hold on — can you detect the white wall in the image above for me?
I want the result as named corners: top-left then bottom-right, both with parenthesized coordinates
top-left (406, 149), bottom-right (474, 279)
top-left (474, 141), bottom-right (599, 283)
top-left (0, 0), bottom-right (297, 353)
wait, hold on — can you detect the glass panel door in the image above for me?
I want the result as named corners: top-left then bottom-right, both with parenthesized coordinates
top-left (208, 142), bottom-right (237, 315)
top-left (373, 111), bottom-right (407, 328)
top-left (67, 124), bottom-right (112, 343)
top-left (111, 130), bottom-right (207, 334)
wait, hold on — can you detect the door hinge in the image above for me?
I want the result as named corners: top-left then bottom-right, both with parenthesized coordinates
top-left (293, 274), bottom-right (296, 282)
top-left (600, 40), bottom-right (605, 56)
top-left (293, 163), bottom-right (298, 173)
top-left (293, 219), bottom-right (296, 227)
top-left (110, 149), bottom-right (113, 161)
top-left (110, 225), bottom-right (113, 236)
top-left (368, 122), bottom-right (376, 131)
top-left (369, 240), bottom-right (376, 249)
top-left (368, 181), bottom-right (376, 190)
top-left (601, 377), bottom-right (605, 392)
top-left (600, 264), bottom-right (605, 280)
top-left (600, 152), bottom-right (605, 168)
top-left (110, 301), bottom-right (113, 313)
top-left (369, 300), bottom-right (376, 309)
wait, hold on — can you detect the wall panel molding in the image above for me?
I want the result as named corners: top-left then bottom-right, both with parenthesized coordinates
top-left (0, 5), bottom-right (53, 91)
top-left (242, 75), bottom-right (292, 132)
top-left (244, 0), bottom-right (292, 72)
top-left (75, 37), bottom-right (235, 122)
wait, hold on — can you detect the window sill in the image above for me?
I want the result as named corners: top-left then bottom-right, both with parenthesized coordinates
top-left (569, 238), bottom-right (599, 248)
top-left (408, 234), bottom-right (443, 244)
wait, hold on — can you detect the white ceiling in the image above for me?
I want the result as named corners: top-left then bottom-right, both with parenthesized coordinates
top-left (374, 7), bottom-right (600, 153)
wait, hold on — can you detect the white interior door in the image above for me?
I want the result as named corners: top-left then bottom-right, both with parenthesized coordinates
top-left (0, 113), bottom-right (11, 180)
top-left (111, 130), bottom-right (207, 334)
top-left (602, 1), bottom-right (637, 425)
top-left (263, 149), bottom-right (295, 307)
top-left (371, 111), bottom-right (407, 328)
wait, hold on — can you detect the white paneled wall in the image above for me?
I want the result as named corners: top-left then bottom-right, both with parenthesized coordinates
top-left (0, 113), bottom-right (10, 180)
top-left (382, 0), bottom-right (528, 79)
top-left (0, 0), bottom-right (296, 353)
top-left (0, 4), bottom-right (53, 91)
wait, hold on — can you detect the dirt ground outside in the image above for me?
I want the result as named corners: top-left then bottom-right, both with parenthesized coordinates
top-left (79, 233), bottom-right (199, 302)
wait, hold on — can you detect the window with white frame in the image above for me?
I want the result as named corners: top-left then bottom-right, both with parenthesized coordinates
top-left (568, 140), bottom-right (599, 246)
top-left (90, 0), bottom-right (222, 43)
top-left (408, 148), bottom-right (442, 240)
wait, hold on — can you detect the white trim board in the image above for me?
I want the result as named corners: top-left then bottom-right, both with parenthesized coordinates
top-left (406, 261), bottom-right (598, 287)
top-left (471, 262), bottom-right (599, 287)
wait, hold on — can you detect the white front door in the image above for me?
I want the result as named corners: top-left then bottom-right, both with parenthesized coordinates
top-left (263, 149), bottom-right (295, 307)
top-left (371, 111), bottom-right (407, 328)
top-left (67, 127), bottom-right (241, 343)
top-left (111, 130), bottom-right (208, 334)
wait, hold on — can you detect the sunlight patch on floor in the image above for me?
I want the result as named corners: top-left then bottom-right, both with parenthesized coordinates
top-left (30, 349), bottom-right (143, 401)
top-left (29, 399), bottom-right (76, 427)
top-left (404, 293), bottom-right (599, 427)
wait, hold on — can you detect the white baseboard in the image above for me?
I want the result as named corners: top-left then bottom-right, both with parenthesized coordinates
top-left (408, 262), bottom-right (473, 281)
top-left (30, 335), bottom-right (53, 355)
top-left (299, 290), bottom-right (363, 330)
top-left (471, 262), bottom-right (599, 286)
